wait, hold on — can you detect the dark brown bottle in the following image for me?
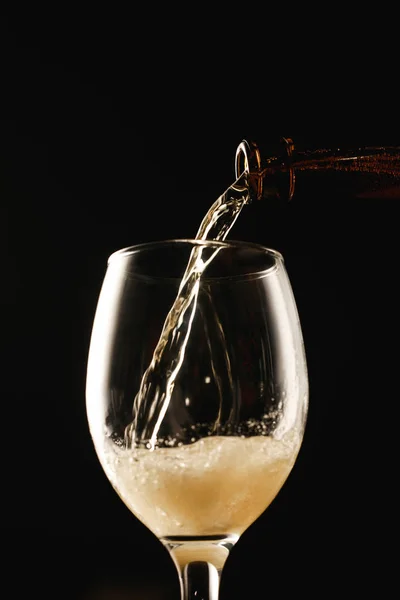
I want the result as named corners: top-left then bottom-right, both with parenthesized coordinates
top-left (235, 138), bottom-right (400, 202)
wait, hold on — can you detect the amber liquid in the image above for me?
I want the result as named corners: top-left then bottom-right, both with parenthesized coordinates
top-left (104, 431), bottom-right (300, 539)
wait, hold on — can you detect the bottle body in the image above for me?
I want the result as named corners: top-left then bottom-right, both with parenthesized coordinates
top-left (236, 139), bottom-right (400, 202)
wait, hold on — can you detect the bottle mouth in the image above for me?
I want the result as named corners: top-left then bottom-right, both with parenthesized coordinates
top-left (235, 138), bottom-right (296, 201)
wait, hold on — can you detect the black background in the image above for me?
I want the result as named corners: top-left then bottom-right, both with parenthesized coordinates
top-left (1, 10), bottom-right (398, 599)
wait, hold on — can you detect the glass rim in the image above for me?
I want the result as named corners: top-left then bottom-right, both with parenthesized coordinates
top-left (107, 239), bottom-right (284, 283)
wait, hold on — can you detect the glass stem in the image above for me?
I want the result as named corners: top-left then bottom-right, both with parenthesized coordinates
top-left (179, 560), bottom-right (221, 600)
top-left (163, 537), bottom-right (236, 600)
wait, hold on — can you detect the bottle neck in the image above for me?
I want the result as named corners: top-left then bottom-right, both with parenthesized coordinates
top-left (236, 139), bottom-right (400, 201)
top-left (235, 138), bottom-right (296, 202)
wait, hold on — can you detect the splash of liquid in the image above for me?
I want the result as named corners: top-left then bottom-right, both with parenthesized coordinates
top-left (125, 174), bottom-right (249, 449)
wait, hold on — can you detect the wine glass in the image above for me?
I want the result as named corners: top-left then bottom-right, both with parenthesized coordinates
top-left (86, 239), bottom-right (308, 600)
